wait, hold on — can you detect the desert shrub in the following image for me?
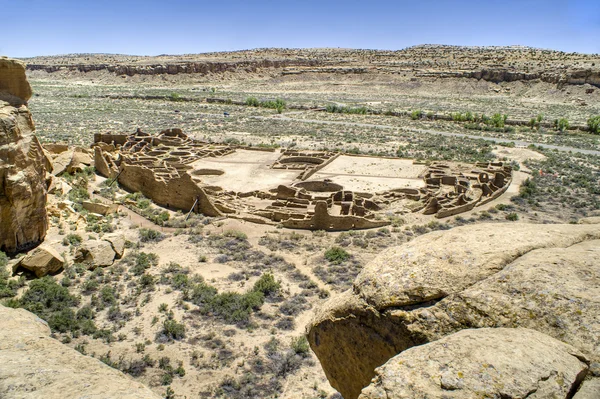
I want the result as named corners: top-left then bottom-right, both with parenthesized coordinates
top-left (490, 113), bottom-right (508, 128)
top-left (275, 316), bottom-right (295, 330)
top-left (252, 273), bottom-right (280, 296)
top-left (8, 277), bottom-right (98, 334)
top-left (245, 97), bottom-right (260, 107)
top-left (554, 118), bottom-right (570, 132)
top-left (290, 336), bottom-right (310, 357)
top-left (169, 92), bottom-right (182, 102)
top-left (186, 272), bottom-right (279, 325)
top-left (159, 320), bottom-right (186, 341)
top-left (326, 104), bottom-right (367, 115)
top-left (127, 252), bottom-right (159, 275)
top-left (279, 295), bottom-right (309, 316)
top-left (410, 110), bottom-right (423, 120)
top-left (0, 252), bottom-right (23, 298)
top-left (519, 178), bottom-right (538, 199)
top-left (588, 115), bottom-right (600, 134)
top-left (62, 234), bottom-right (83, 247)
top-left (324, 247), bottom-right (350, 264)
top-left (139, 228), bottom-right (165, 243)
top-left (505, 212), bottom-right (519, 221)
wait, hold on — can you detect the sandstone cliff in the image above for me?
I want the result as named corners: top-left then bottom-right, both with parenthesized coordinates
top-left (0, 305), bottom-right (162, 399)
top-left (307, 222), bottom-right (600, 399)
top-left (0, 58), bottom-right (49, 254)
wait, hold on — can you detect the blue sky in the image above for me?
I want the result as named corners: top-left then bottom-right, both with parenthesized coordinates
top-left (3, 0), bottom-right (599, 57)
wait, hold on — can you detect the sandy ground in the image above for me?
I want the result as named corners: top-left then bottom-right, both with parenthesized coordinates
top-left (190, 149), bottom-right (299, 192)
top-left (312, 155), bottom-right (427, 192)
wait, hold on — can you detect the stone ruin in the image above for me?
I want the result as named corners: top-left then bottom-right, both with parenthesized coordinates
top-left (93, 129), bottom-right (512, 231)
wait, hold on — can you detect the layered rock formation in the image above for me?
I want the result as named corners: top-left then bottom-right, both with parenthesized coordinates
top-left (0, 305), bottom-right (161, 398)
top-left (0, 58), bottom-right (49, 254)
top-left (0, 57), bottom-right (32, 103)
top-left (307, 222), bottom-right (600, 399)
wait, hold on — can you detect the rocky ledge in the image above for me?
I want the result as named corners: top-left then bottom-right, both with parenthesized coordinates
top-left (307, 221), bottom-right (600, 399)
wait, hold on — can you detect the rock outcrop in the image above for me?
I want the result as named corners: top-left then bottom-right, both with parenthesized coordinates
top-left (0, 305), bottom-right (162, 398)
top-left (0, 58), bottom-right (49, 254)
top-left (307, 222), bottom-right (600, 399)
top-left (75, 239), bottom-right (117, 268)
top-left (12, 245), bottom-right (64, 277)
top-left (359, 328), bottom-right (589, 399)
top-left (0, 57), bottom-right (32, 104)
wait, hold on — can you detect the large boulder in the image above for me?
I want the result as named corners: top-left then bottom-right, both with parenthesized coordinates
top-left (13, 245), bottom-right (64, 277)
top-left (359, 328), bottom-right (589, 399)
top-left (75, 240), bottom-right (116, 268)
top-left (103, 233), bottom-right (126, 259)
top-left (0, 57), bottom-right (32, 103)
top-left (307, 222), bottom-right (600, 399)
top-left (0, 305), bottom-right (162, 398)
top-left (82, 200), bottom-right (118, 215)
top-left (0, 58), bottom-right (49, 254)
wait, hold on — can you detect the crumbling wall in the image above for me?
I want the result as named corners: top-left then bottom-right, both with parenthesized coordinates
top-left (117, 163), bottom-right (222, 217)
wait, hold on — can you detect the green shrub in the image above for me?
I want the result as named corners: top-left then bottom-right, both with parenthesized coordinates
top-left (324, 247), bottom-right (350, 264)
top-left (410, 110), bottom-right (423, 120)
top-left (169, 92), bottom-right (182, 102)
top-left (186, 272), bottom-right (278, 325)
top-left (252, 273), bottom-right (280, 296)
top-left (291, 336), bottom-right (310, 357)
top-left (129, 252), bottom-right (159, 275)
top-left (62, 234), bottom-right (83, 247)
top-left (587, 115), bottom-right (600, 134)
top-left (505, 212), bottom-right (519, 221)
top-left (0, 251), bottom-right (22, 298)
top-left (160, 320), bottom-right (186, 341)
top-left (519, 178), bottom-right (538, 199)
top-left (8, 277), bottom-right (98, 334)
top-left (326, 104), bottom-right (367, 115)
top-left (139, 228), bottom-right (165, 243)
top-left (554, 118), bottom-right (570, 132)
top-left (245, 97), bottom-right (260, 107)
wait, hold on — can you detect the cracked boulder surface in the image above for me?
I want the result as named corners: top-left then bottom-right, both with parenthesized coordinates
top-left (359, 328), bottom-right (589, 399)
top-left (307, 222), bottom-right (600, 399)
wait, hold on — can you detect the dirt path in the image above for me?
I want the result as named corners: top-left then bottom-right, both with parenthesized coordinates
top-left (254, 115), bottom-right (600, 156)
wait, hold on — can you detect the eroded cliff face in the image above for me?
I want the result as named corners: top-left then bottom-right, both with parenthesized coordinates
top-left (307, 221), bottom-right (600, 399)
top-left (0, 58), bottom-right (49, 254)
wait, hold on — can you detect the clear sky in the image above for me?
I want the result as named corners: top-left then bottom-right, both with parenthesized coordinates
top-left (3, 0), bottom-right (599, 57)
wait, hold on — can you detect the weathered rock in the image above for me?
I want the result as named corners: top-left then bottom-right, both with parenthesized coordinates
top-left (0, 59), bottom-right (49, 254)
top-left (0, 57), bottom-right (32, 103)
top-left (574, 379), bottom-right (600, 398)
top-left (0, 305), bottom-right (162, 399)
top-left (308, 222), bottom-right (600, 399)
top-left (67, 149), bottom-right (92, 173)
top-left (360, 328), bottom-right (589, 399)
top-left (82, 200), bottom-right (118, 215)
top-left (43, 142), bottom-right (69, 154)
top-left (75, 240), bottom-right (116, 268)
top-left (103, 233), bottom-right (126, 259)
top-left (12, 245), bottom-right (64, 277)
top-left (51, 150), bottom-right (73, 176)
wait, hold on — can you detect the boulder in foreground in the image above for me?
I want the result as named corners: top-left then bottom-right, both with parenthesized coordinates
top-left (0, 305), bottom-right (161, 398)
top-left (360, 328), bottom-right (589, 399)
